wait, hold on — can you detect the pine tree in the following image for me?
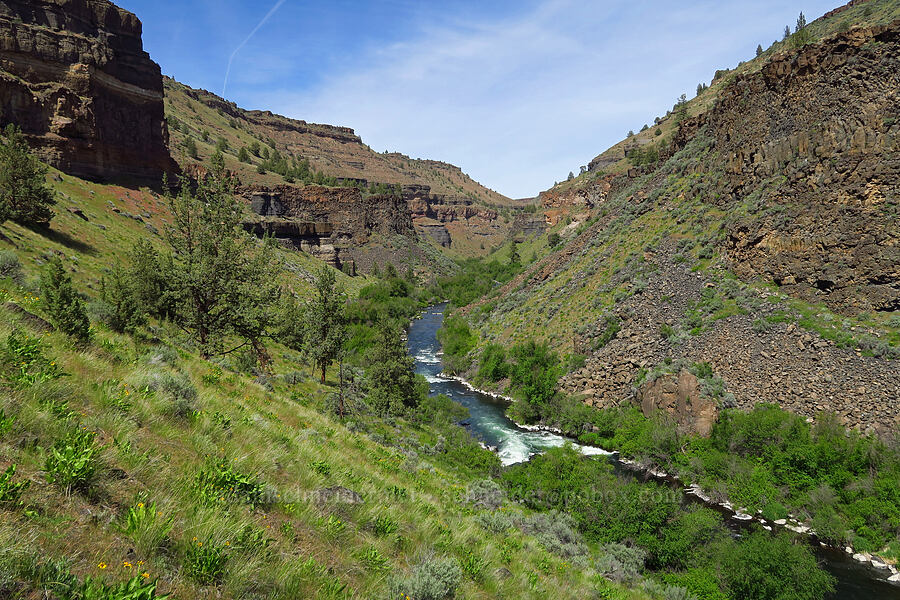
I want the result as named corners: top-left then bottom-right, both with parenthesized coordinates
top-left (792, 12), bottom-right (812, 47)
top-left (101, 262), bottom-right (145, 333)
top-left (756, 44), bottom-right (764, 57)
top-left (40, 257), bottom-right (90, 342)
top-left (304, 266), bottom-right (347, 383)
top-left (238, 146), bottom-right (250, 163)
top-left (783, 25), bottom-right (791, 41)
top-left (0, 125), bottom-right (56, 226)
top-left (183, 137), bottom-right (198, 159)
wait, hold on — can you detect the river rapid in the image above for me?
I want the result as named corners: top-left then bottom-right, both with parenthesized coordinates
top-left (407, 303), bottom-right (900, 600)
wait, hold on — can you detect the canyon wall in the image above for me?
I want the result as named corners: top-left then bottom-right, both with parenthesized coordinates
top-left (0, 0), bottom-right (175, 183)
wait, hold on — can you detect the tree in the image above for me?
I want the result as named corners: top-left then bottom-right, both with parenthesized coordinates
top-left (783, 25), bottom-right (791, 41)
top-left (40, 256), bottom-right (90, 343)
top-left (509, 241), bottom-right (521, 267)
top-left (548, 232), bottom-right (561, 247)
top-left (100, 262), bottom-right (146, 333)
top-left (304, 266), bottom-right (347, 383)
top-left (238, 146), bottom-right (250, 163)
top-left (162, 170), bottom-right (279, 359)
top-left (756, 44), bottom-right (764, 57)
top-left (654, 128), bottom-right (662, 137)
top-left (792, 12), bottom-right (812, 48)
top-left (249, 140), bottom-right (260, 156)
top-left (0, 125), bottom-right (56, 226)
top-left (365, 323), bottom-right (424, 415)
top-left (183, 137), bottom-right (199, 159)
top-left (129, 238), bottom-right (175, 320)
top-left (627, 130), bottom-right (634, 137)
top-left (640, 124), bottom-right (648, 132)
top-left (508, 340), bottom-right (561, 422)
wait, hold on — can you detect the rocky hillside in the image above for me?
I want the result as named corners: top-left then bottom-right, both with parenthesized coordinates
top-left (0, 0), bottom-right (176, 182)
top-left (163, 79), bottom-right (528, 258)
top-left (458, 7), bottom-right (900, 437)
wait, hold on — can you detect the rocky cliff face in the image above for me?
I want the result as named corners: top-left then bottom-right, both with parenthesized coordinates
top-left (688, 23), bottom-right (900, 314)
top-left (240, 185), bottom-right (415, 271)
top-left (0, 0), bottom-right (175, 183)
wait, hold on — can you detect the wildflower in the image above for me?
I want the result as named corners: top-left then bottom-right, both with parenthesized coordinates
top-left (98, 562), bottom-right (107, 570)
top-left (123, 561), bottom-right (133, 569)
top-left (137, 502), bottom-right (144, 508)
top-left (141, 572), bottom-right (150, 579)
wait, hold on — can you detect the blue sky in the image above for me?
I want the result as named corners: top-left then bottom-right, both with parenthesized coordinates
top-left (119, 0), bottom-right (840, 198)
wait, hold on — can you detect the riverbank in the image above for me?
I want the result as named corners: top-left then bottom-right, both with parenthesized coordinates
top-left (444, 373), bottom-right (900, 585)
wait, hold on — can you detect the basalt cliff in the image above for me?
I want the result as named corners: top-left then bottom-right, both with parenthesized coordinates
top-left (0, 0), bottom-right (175, 183)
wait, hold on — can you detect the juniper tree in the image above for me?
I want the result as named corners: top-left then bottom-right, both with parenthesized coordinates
top-left (40, 256), bottom-right (90, 343)
top-left (365, 322), bottom-right (423, 415)
top-left (162, 164), bottom-right (279, 359)
top-left (0, 125), bottom-right (56, 226)
top-left (304, 266), bottom-right (347, 383)
top-left (756, 44), bottom-right (764, 57)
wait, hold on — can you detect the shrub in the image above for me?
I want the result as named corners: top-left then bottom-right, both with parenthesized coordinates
top-left (136, 371), bottom-right (197, 418)
top-left (184, 539), bottom-right (228, 585)
top-left (40, 257), bottom-right (90, 343)
top-left (475, 511), bottom-right (512, 534)
top-left (99, 264), bottom-right (145, 333)
top-left (44, 428), bottom-right (100, 492)
top-left (593, 315), bottom-right (621, 350)
top-left (0, 464), bottom-right (29, 507)
top-left (0, 124), bottom-right (56, 226)
top-left (389, 556), bottom-right (462, 600)
top-left (516, 511), bottom-right (587, 558)
top-left (465, 479), bottom-right (504, 510)
top-left (476, 343), bottom-right (508, 382)
top-left (596, 543), bottom-right (646, 583)
top-left (0, 251), bottom-right (24, 284)
top-left (437, 315), bottom-right (476, 374)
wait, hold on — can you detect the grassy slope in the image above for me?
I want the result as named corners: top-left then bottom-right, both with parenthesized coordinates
top-left (0, 173), bottom-right (648, 598)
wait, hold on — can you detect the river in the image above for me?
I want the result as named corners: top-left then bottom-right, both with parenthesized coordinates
top-left (407, 303), bottom-right (900, 600)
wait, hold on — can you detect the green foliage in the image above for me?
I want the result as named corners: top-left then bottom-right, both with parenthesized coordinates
top-left (433, 257), bottom-right (522, 308)
top-left (372, 515), bottom-right (398, 537)
top-left (63, 575), bottom-right (169, 600)
top-left (183, 137), bottom-right (198, 159)
top-left (40, 257), bottom-right (90, 343)
top-left (365, 323), bottom-right (425, 415)
top-left (99, 263), bottom-right (145, 333)
top-left (161, 174), bottom-right (279, 358)
top-left (0, 464), bottom-right (30, 508)
top-left (115, 500), bottom-right (173, 554)
top-left (1, 330), bottom-right (65, 387)
top-left (436, 314), bottom-right (476, 374)
top-left (593, 315), bottom-right (621, 350)
top-left (195, 459), bottom-right (268, 508)
top-left (128, 239), bottom-right (175, 320)
top-left (44, 428), bottom-right (100, 492)
top-left (184, 539), bottom-right (228, 586)
top-left (458, 549), bottom-right (486, 581)
top-left (508, 340), bottom-right (561, 422)
top-left (721, 530), bottom-right (834, 600)
top-left (0, 250), bottom-right (24, 284)
top-left (548, 232), bottom-right (561, 247)
top-left (304, 266), bottom-right (347, 382)
top-left (0, 124), bottom-right (56, 226)
top-left (476, 343), bottom-right (508, 382)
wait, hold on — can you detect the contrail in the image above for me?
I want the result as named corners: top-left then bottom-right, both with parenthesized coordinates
top-left (222, 0), bottom-right (288, 97)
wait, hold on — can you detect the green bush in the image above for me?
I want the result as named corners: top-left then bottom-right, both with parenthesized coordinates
top-left (508, 339), bottom-right (561, 421)
top-left (436, 315), bottom-right (476, 374)
top-left (44, 429), bottom-right (100, 492)
top-left (195, 460), bottom-right (267, 508)
top-left (136, 371), bottom-right (197, 418)
top-left (476, 343), bottom-right (508, 382)
top-left (40, 257), bottom-right (90, 343)
top-left (516, 511), bottom-right (587, 558)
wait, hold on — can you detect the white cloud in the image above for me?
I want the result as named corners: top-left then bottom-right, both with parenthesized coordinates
top-left (243, 0), bottom-right (839, 198)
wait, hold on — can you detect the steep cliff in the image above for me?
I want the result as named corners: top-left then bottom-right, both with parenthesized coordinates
top-left (0, 0), bottom-right (175, 183)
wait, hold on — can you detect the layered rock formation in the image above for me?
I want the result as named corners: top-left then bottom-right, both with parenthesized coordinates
top-left (0, 0), bottom-right (175, 182)
top-left (240, 185), bottom-right (415, 270)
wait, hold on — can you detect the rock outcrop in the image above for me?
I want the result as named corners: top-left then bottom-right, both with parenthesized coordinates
top-left (240, 185), bottom-right (415, 270)
top-left (0, 0), bottom-right (175, 183)
top-left (637, 370), bottom-right (718, 437)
